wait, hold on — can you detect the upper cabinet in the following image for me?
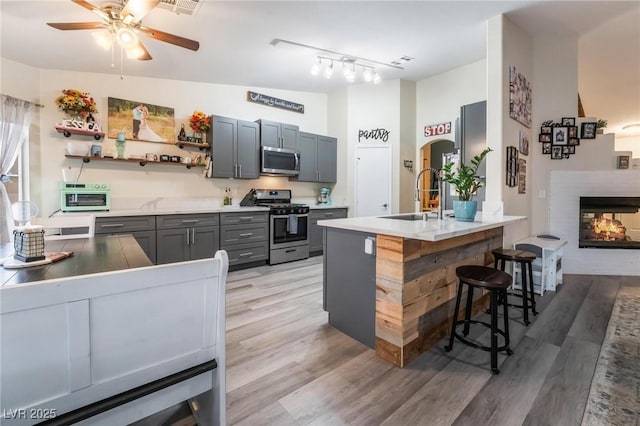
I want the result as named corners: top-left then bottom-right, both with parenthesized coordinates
top-left (294, 132), bottom-right (337, 183)
top-left (256, 119), bottom-right (299, 151)
top-left (209, 115), bottom-right (260, 179)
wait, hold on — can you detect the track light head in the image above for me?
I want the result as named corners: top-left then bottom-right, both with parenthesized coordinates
top-left (323, 60), bottom-right (334, 79)
top-left (372, 71), bottom-right (382, 85)
top-left (310, 58), bottom-right (321, 76)
top-left (363, 67), bottom-right (373, 83)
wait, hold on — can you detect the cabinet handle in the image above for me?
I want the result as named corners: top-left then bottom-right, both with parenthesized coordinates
top-left (191, 228), bottom-right (195, 244)
top-left (239, 233), bottom-right (253, 237)
top-left (239, 252), bottom-right (253, 257)
top-left (324, 213), bottom-right (334, 217)
top-left (186, 229), bottom-right (190, 246)
top-left (239, 216), bottom-right (254, 220)
top-left (181, 219), bottom-right (199, 224)
top-left (101, 223), bottom-right (124, 228)
top-left (238, 164), bottom-right (242, 178)
top-left (285, 249), bottom-right (296, 253)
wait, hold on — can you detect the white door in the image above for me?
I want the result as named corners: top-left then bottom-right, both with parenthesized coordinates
top-left (355, 145), bottom-right (391, 217)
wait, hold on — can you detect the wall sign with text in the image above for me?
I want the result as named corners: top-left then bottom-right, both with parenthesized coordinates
top-left (358, 128), bottom-right (390, 142)
top-left (246, 91), bottom-right (304, 114)
top-left (424, 122), bottom-right (451, 137)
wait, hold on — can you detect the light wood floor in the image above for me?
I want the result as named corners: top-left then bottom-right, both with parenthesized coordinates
top-left (226, 256), bottom-right (638, 426)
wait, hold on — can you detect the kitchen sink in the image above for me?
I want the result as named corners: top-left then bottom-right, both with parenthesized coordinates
top-left (378, 214), bottom-right (426, 221)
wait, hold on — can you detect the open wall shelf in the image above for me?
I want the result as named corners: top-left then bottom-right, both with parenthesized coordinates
top-left (65, 155), bottom-right (203, 169)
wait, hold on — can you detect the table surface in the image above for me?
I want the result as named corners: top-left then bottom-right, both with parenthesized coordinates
top-left (1, 234), bottom-right (152, 287)
top-left (515, 235), bottom-right (568, 250)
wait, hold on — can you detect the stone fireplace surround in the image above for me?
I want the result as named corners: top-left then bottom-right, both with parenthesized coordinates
top-left (549, 170), bottom-right (640, 275)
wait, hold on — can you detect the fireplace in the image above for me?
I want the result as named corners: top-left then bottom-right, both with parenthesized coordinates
top-left (579, 197), bottom-right (640, 249)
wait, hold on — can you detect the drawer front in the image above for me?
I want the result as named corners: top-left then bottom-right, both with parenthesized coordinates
top-left (95, 216), bottom-right (156, 234)
top-left (156, 214), bottom-right (219, 229)
top-left (310, 208), bottom-right (348, 220)
top-left (225, 242), bottom-right (268, 266)
top-left (219, 212), bottom-right (268, 225)
top-left (220, 223), bottom-right (268, 247)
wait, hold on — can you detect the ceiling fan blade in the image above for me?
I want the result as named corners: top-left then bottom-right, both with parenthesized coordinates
top-left (71, 0), bottom-right (109, 21)
top-left (138, 26), bottom-right (200, 51)
top-left (47, 22), bottom-right (107, 31)
top-left (121, 0), bottom-right (160, 24)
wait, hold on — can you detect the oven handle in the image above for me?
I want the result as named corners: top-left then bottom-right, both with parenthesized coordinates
top-left (271, 214), bottom-right (309, 219)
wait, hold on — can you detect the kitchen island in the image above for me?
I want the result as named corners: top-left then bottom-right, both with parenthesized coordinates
top-left (318, 213), bottom-right (526, 367)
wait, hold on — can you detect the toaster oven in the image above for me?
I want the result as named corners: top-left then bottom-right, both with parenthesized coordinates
top-left (60, 182), bottom-right (111, 212)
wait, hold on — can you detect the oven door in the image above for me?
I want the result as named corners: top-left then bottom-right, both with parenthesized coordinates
top-left (270, 214), bottom-right (309, 248)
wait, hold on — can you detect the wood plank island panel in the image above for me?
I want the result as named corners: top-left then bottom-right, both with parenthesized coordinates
top-left (375, 227), bottom-right (503, 367)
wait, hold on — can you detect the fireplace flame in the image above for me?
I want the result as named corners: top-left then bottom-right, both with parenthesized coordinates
top-left (588, 217), bottom-right (627, 241)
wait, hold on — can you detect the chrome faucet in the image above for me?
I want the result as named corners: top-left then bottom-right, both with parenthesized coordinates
top-left (415, 167), bottom-right (444, 219)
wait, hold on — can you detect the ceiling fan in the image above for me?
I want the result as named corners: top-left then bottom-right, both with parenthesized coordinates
top-left (46, 0), bottom-right (200, 61)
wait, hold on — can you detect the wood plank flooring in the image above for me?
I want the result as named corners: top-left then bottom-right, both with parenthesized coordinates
top-left (226, 256), bottom-right (635, 426)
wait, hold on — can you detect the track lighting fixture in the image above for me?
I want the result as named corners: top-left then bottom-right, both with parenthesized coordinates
top-left (362, 67), bottom-right (373, 83)
top-left (323, 60), bottom-right (334, 79)
top-left (372, 71), bottom-right (382, 85)
top-left (310, 58), bottom-right (321, 76)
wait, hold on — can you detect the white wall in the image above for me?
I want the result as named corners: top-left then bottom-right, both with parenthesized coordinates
top-left (5, 61), bottom-right (331, 215)
top-left (549, 170), bottom-right (640, 275)
top-left (327, 88), bottom-right (349, 208)
top-left (399, 80), bottom-right (416, 213)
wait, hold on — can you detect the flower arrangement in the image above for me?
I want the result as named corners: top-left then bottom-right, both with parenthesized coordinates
top-left (189, 110), bottom-right (211, 133)
top-left (55, 89), bottom-right (98, 116)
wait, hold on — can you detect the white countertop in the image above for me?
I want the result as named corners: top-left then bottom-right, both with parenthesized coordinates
top-left (318, 212), bottom-right (526, 242)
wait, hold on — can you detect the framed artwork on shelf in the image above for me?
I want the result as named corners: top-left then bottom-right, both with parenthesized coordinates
top-left (617, 155), bottom-right (630, 169)
top-left (552, 127), bottom-right (568, 145)
top-left (519, 130), bottom-right (529, 155)
top-left (509, 65), bottom-right (532, 128)
top-left (542, 142), bottom-right (552, 154)
top-left (561, 117), bottom-right (575, 126)
top-left (551, 146), bottom-right (563, 159)
top-left (108, 97), bottom-right (175, 144)
top-left (581, 122), bottom-right (597, 139)
top-left (506, 146), bottom-right (518, 187)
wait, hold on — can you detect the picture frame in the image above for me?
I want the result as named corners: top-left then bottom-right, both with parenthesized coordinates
top-left (561, 117), bottom-right (575, 126)
top-left (517, 158), bottom-right (526, 194)
top-left (518, 130), bottom-right (529, 156)
top-left (506, 146), bottom-right (518, 187)
top-left (581, 122), bottom-right (597, 139)
top-left (617, 155), bottom-right (630, 169)
top-left (540, 126), bottom-right (552, 134)
top-left (509, 65), bottom-right (532, 128)
top-left (568, 137), bottom-right (580, 146)
top-left (551, 146), bottom-right (563, 159)
top-left (562, 146), bottom-right (570, 155)
top-left (539, 134), bottom-right (551, 143)
top-left (542, 142), bottom-right (552, 154)
top-left (568, 126), bottom-right (578, 138)
top-left (552, 127), bottom-right (568, 145)
top-left (108, 97), bottom-right (175, 144)
top-left (568, 145), bottom-right (576, 154)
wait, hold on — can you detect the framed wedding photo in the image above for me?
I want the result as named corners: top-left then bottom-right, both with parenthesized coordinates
top-left (552, 127), bottom-right (568, 145)
top-left (581, 122), bottom-right (597, 139)
top-left (561, 117), bottom-right (575, 126)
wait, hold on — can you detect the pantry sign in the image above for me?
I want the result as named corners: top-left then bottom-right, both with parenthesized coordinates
top-left (424, 121), bottom-right (451, 137)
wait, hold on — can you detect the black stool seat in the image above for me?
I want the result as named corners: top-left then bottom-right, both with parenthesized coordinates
top-left (445, 265), bottom-right (513, 374)
top-left (492, 248), bottom-right (538, 325)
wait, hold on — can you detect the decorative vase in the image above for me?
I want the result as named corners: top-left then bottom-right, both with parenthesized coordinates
top-left (453, 200), bottom-right (477, 222)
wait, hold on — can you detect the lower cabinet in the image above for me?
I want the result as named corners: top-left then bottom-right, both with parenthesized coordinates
top-left (309, 208), bottom-right (348, 255)
top-left (95, 216), bottom-right (157, 264)
top-left (156, 214), bottom-right (220, 264)
top-left (219, 211), bottom-right (269, 267)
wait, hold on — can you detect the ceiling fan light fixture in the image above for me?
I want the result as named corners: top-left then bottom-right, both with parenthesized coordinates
top-left (116, 26), bottom-right (138, 49)
top-left (126, 45), bottom-right (145, 60)
top-left (91, 30), bottom-right (113, 50)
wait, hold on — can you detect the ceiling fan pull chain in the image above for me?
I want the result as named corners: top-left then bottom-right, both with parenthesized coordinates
top-left (120, 46), bottom-right (124, 80)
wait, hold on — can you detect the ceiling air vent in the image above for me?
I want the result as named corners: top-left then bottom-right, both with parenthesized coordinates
top-left (157, 0), bottom-right (202, 15)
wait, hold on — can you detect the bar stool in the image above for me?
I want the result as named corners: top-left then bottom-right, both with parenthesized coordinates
top-left (492, 248), bottom-right (538, 325)
top-left (444, 265), bottom-right (513, 374)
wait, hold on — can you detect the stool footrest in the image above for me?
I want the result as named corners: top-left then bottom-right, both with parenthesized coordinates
top-left (452, 319), bottom-right (511, 353)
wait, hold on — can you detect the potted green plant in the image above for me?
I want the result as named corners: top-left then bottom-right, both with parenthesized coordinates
top-left (596, 119), bottom-right (607, 134)
top-left (442, 147), bottom-right (493, 222)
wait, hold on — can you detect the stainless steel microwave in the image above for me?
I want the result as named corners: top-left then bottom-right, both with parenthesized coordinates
top-left (261, 146), bottom-right (300, 176)
top-left (60, 182), bottom-right (111, 212)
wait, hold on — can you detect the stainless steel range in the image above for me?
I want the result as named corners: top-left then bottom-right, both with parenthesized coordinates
top-left (254, 189), bottom-right (310, 265)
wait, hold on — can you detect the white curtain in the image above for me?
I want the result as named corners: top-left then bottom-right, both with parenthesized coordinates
top-left (1, 94), bottom-right (35, 244)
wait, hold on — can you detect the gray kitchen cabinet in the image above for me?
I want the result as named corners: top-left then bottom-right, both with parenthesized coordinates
top-left (294, 132), bottom-right (337, 183)
top-left (209, 115), bottom-right (260, 179)
top-left (95, 216), bottom-right (157, 264)
top-left (219, 211), bottom-right (269, 267)
top-left (256, 119), bottom-right (299, 151)
top-left (156, 214), bottom-right (219, 264)
top-left (309, 208), bottom-right (348, 255)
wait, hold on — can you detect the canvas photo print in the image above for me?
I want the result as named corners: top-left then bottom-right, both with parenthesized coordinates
top-left (108, 97), bottom-right (175, 143)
